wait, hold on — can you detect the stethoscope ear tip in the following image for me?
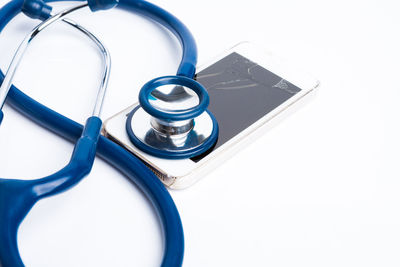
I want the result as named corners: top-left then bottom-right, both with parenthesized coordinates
top-left (87, 0), bottom-right (119, 12)
top-left (22, 0), bottom-right (53, 20)
top-left (21, 0), bottom-right (119, 20)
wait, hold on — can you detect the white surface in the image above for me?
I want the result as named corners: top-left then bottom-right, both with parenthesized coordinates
top-left (0, 0), bottom-right (399, 266)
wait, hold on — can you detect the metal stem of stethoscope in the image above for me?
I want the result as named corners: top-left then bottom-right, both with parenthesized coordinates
top-left (0, 2), bottom-right (110, 117)
top-left (62, 17), bottom-right (110, 117)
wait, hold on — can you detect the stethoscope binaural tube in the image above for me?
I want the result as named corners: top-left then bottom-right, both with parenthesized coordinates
top-left (0, 0), bottom-right (188, 266)
top-left (0, 3), bottom-right (110, 267)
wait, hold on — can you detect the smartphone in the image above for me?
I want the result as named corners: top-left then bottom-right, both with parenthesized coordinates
top-left (102, 43), bottom-right (319, 189)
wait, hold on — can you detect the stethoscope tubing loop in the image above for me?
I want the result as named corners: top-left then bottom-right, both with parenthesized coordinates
top-left (0, 0), bottom-right (187, 266)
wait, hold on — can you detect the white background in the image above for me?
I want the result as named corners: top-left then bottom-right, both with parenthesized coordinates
top-left (0, 0), bottom-right (399, 266)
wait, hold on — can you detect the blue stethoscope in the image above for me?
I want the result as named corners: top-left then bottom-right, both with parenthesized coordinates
top-left (0, 0), bottom-right (219, 266)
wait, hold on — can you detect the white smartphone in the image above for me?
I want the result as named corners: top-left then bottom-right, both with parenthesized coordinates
top-left (102, 43), bottom-right (319, 189)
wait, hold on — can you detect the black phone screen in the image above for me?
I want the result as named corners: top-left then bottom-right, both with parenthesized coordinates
top-left (191, 52), bottom-right (302, 162)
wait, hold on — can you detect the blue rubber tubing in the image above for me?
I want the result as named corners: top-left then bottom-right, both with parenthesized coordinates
top-left (0, 0), bottom-right (192, 266)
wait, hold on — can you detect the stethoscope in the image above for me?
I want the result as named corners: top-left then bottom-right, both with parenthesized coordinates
top-left (0, 0), bottom-right (219, 266)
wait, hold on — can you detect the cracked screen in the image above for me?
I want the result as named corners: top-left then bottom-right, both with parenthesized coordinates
top-left (190, 52), bottom-right (302, 162)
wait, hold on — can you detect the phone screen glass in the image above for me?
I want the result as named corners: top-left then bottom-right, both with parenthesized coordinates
top-left (191, 52), bottom-right (302, 162)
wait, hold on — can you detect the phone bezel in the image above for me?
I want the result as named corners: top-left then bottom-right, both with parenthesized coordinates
top-left (102, 43), bottom-right (319, 189)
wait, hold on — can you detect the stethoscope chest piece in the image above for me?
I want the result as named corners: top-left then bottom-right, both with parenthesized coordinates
top-left (126, 75), bottom-right (219, 159)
